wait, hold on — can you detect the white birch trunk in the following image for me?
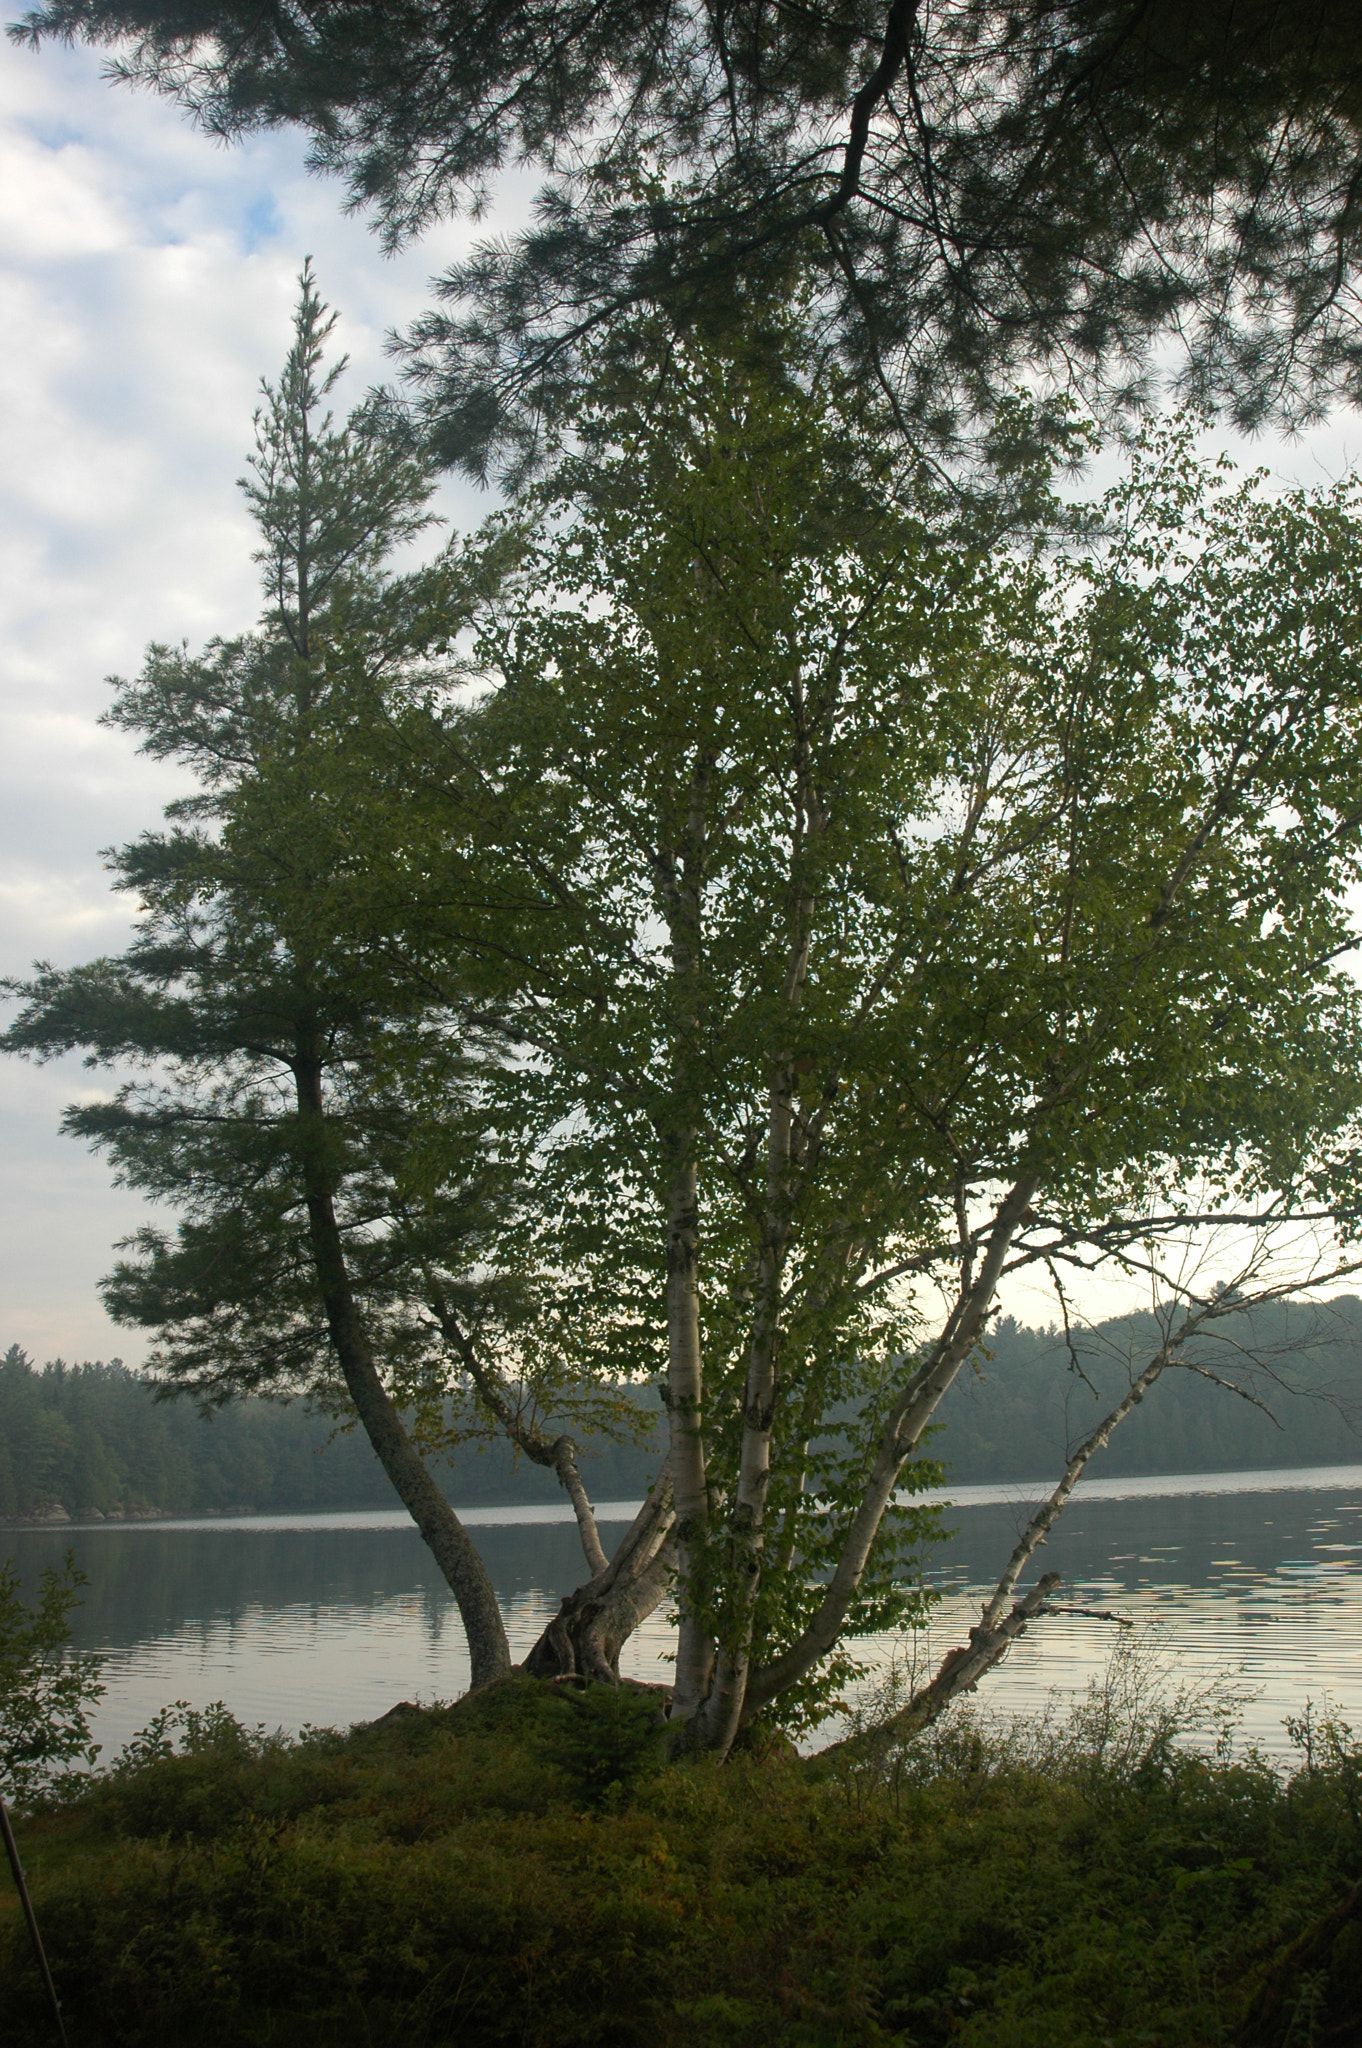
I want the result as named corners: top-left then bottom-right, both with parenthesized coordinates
top-left (743, 1172), bottom-right (1040, 1718)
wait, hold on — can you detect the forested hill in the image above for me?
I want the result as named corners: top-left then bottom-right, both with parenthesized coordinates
top-left (0, 1347), bottom-right (655, 1523)
top-left (3, 1297), bottom-right (1362, 1522)
top-left (932, 1295), bottom-right (1362, 1483)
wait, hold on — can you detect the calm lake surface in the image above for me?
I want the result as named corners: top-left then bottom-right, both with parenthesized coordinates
top-left (8, 1463), bottom-right (1362, 1759)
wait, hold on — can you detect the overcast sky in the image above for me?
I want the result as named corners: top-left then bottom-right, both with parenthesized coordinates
top-left (0, 34), bottom-right (500, 1361)
top-left (3, 33), bottom-right (1362, 1363)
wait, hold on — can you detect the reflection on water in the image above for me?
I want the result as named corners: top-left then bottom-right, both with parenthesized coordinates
top-left (883, 1478), bottom-right (1362, 1754)
top-left (6, 1467), bottom-right (1362, 1757)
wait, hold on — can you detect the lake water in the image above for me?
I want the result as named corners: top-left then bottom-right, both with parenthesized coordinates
top-left (7, 1463), bottom-right (1362, 1760)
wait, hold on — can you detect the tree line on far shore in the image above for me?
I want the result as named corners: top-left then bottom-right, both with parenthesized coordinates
top-left (5, 1295), bottom-right (1359, 1525)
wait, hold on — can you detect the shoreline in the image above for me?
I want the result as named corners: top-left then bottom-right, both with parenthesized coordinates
top-left (7, 1455), bottom-right (1362, 1533)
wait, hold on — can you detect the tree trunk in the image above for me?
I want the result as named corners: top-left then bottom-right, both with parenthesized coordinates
top-left (655, 748), bottom-right (718, 1726)
top-left (665, 1149), bottom-right (715, 1719)
top-left (815, 1572), bottom-right (1063, 1769)
top-left (695, 836), bottom-right (818, 1754)
top-left (743, 1173), bottom-right (1040, 1719)
top-left (693, 1078), bottom-right (793, 1752)
top-left (522, 1477), bottom-right (675, 1681)
top-left (294, 1051), bottom-right (511, 1689)
top-left (816, 1300), bottom-right (1235, 1764)
top-left (554, 1436), bottom-right (610, 1577)
top-left (424, 1279), bottom-right (609, 1579)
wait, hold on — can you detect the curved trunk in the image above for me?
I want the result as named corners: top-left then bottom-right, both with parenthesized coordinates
top-left (424, 1278), bottom-right (609, 1578)
top-left (523, 1477), bottom-right (675, 1682)
top-left (295, 1052), bottom-right (511, 1690)
top-left (554, 1436), bottom-right (610, 1576)
top-left (523, 1539), bottom-right (677, 1682)
top-left (813, 1307), bottom-right (1221, 1764)
top-left (815, 1571), bottom-right (1063, 1768)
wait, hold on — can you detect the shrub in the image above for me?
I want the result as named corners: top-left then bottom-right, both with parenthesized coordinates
top-left (550, 1683), bottom-right (666, 1807)
top-left (4, 1667), bottom-right (1362, 2046)
top-left (0, 1549), bottom-right (103, 1803)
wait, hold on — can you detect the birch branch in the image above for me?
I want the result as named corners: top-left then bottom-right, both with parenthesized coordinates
top-left (424, 1273), bottom-right (609, 1577)
top-left (744, 1170), bottom-right (1040, 1714)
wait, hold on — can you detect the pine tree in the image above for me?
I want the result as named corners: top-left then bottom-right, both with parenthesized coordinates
top-left (3, 272), bottom-right (524, 1682)
top-left (16, 2), bottom-right (1362, 480)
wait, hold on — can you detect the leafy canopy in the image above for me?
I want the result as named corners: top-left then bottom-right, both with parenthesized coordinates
top-left (9, 282), bottom-right (1362, 1731)
top-left (419, 351), bottom-right (1362, 1725)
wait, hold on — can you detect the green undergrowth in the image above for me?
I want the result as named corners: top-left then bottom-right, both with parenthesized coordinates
top-left (4, 1672), bottom-right (1362, 2047)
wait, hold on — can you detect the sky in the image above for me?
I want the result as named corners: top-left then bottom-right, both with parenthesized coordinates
top-left (2, 32), bottom-right (1362, 1363)
top-left (0, 34), bottom-right (499, 1361)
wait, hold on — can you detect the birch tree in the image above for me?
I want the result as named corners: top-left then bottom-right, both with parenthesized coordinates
top-left (12, 295), bottom-right (1362, 1742)
top-left (425, 353), bottom-right (1362, 1747)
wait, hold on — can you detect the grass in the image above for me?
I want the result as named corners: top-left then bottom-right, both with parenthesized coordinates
top-left (3, 1654), bottom-right (1362, 2046)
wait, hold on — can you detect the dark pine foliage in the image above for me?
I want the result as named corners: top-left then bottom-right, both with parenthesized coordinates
top-left (13, 2), bottom-right (1362, 481)
top-left (935, 1296), bottom-right (1362, 1484)
top-left (0, 1346), bottom-right (663, 1521)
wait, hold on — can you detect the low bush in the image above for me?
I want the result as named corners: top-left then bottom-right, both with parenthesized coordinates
top-left (3, 1669), bottom-right (1362, 2046)
top-left (0, 1550), bottom-right (104, 1802)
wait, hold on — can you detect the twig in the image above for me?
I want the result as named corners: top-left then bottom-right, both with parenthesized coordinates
top-left (1042, 1604), bottom-right (1133, 1626)
top-left (0, 1789), bottom-right (70, 2046)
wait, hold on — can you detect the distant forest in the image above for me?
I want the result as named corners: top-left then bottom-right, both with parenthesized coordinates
top-left (4, 1296), bottom-right (1362, 1522)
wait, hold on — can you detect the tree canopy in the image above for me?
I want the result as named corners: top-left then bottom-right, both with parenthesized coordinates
top-left (10, 282), bottom-right (1362, 1748)
top-left (411, 350), bottom-right (1362, 1745)
top-left (0, 272), bottom-right (553, 1687)
top-left (15, 0), bottom-right (1362, 478)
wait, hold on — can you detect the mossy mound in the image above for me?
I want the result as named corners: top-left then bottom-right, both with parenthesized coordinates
top-left (4, 1684), bottom-right (1362, 2046)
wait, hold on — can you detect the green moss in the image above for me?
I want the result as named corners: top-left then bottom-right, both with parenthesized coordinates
top-left (4, 1683), bottom-right (1362, 2046)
